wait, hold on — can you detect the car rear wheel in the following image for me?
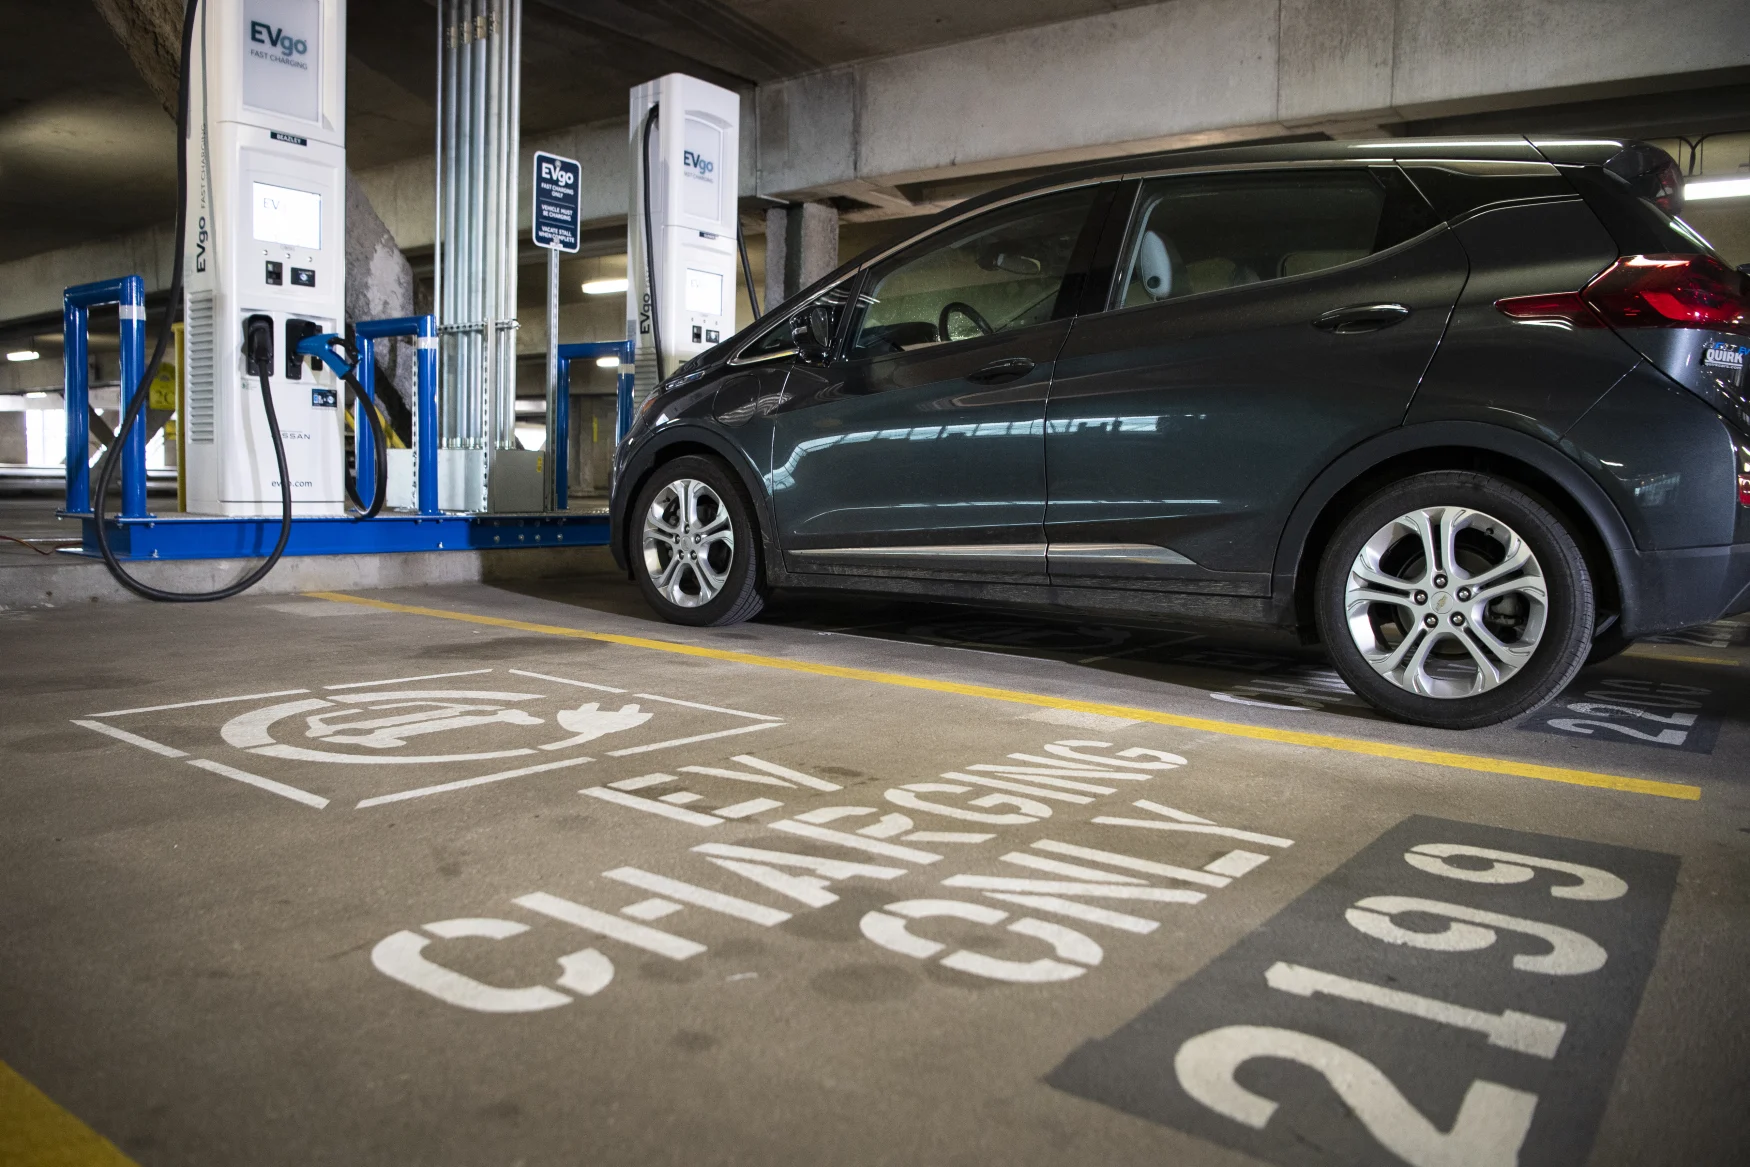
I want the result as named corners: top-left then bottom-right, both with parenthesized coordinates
top-left (631, 455), bottom-right (767, 627)
top-left (1316, 471), bottom-right (1593, 729)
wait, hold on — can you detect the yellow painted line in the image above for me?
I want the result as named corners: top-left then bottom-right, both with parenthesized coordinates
top-left (309, 591), bottom-right (1702, 802)
top-left (1622, 647), bottom-right (1743, 667)
top-left (0, 1059), bottom-right (137, 1166)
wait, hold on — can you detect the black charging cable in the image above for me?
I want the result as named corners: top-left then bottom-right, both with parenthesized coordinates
top-left (641, 102), bottom-right (665, 383)
top-left (343, 368), bottom-right (388, 519)
top-left (89, 0), bottom-right (295, 602)
top-left (737, 224), bottom-right (761, 321)
top-left (298, 332), bottom-right (388, 519)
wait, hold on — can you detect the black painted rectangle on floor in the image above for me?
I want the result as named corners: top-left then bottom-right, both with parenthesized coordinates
top-left (1047, 816), bottom-right (1679, 1167)
top-left (1517, 675), bottom-right (1723, 754)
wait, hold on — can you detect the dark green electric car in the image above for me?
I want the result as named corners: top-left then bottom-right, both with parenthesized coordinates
top-left (610, 136), bottom-right (1750, 730)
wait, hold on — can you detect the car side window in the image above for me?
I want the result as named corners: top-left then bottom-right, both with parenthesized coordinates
top-left (848, 186), bottom-right (1101, 359)
top-left (1113, 168), bottom-right (1439, 308)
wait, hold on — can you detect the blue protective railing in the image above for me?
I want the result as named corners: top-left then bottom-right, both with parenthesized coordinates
top-left (555, 339), bottom-right (634, 509)
top-left (65, 274), bottom-right (629, 519)
top-left (62, 275), bottom-right (148, 517)
top-left (354, 315), bottom-right (441, 516)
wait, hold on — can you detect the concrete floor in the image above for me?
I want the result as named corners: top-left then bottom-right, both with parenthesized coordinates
top-left (1, 552), bottom-right (1746, 1165)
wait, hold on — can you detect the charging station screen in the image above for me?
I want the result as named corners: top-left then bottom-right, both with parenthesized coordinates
top-left (684, 268), bottom-right (724, 316)
top-left (252, 183), bottom-right (322, 249)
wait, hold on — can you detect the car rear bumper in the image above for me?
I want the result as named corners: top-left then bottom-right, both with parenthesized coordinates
top-left (1619, 541), bottom-right (1750, 637)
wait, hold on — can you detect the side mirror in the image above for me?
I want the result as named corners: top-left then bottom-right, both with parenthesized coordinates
top-left (790, 304), bottom-right (835, 365)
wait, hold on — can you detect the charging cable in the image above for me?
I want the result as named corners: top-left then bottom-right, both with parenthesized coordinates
top-left (641, 103), bottom-right (665, 384)
top-left (296, 332), bottom-right (387, 519)
top-left (90, 0), bottom-right (295, 602)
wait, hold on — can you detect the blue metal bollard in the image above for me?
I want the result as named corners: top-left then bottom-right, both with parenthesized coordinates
top-left (63, 275), bottom-right (149, 519)
top-left (354, 315), bottom-right (441, 516)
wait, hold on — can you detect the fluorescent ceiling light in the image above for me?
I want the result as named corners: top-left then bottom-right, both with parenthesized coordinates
top-left (581, 277), bottom-right (628, 295)
top-left (595, 355), bottom-right (621, 368)
top-left (6, 349), bottom-right (40, 362)
top-left (25, 390), bottom-right (47, 399)
top-left (1685, 177), bottom-right (1750, 201)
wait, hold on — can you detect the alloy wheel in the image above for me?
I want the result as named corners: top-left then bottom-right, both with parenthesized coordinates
top-left (641, 478), bottom-right (736, 608)
top-left (1343, 505), bottom-right (1548, 698)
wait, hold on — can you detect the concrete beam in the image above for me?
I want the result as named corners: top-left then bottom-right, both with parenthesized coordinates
top-left (13, 0), bottom-right (1750, 326)
top-left (0, 223), bottom-right (176, 324)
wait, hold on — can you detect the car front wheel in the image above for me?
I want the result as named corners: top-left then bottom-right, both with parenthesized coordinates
top-left (1315, 471), bottom-right (1594, 729)
top-left (631, 455), bottom-right (767, 627)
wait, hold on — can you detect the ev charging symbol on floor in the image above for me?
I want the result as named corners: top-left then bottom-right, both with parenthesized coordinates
top-left (220, 689), bottom-right (651, 764)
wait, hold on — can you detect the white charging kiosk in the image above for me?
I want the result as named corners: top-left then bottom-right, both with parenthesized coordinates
top-left (627, 74), bottom-right (741, 408)
top-left (183, 0), bottom-right (347, 517)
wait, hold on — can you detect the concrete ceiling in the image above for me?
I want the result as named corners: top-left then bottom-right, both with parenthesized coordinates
top-left (0, 0), bottom-right (1167, 266)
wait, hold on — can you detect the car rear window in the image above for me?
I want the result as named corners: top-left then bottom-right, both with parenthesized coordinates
top-left (1112, 167), bottom-right (1438, 308)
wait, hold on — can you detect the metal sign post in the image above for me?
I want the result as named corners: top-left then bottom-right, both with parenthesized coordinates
top-left (532, 150), bottom-right (581, 511)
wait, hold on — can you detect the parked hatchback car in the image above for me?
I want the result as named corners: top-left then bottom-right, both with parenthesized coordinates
top-left (610, 136), bottom-right (1750, 729)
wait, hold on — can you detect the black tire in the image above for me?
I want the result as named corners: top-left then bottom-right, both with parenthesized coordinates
top-left (629, 455), bottom-right (767, 627)
top-left (1315, 471), bottom-right (1594, 729)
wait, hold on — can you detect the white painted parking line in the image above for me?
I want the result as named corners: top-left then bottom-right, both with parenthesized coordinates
top-left (355, 756), bottom-right (597, 808)
top-left (71, 720), bottom-right (189, 758)
top-left (631, 693), bottom-right (783, 721)
top-left (508, 669), bottom-right (627, 693)
top-left (186, 758), bottom-right (329, 809)
top-left (323, 669), bottom-right (494, 690)
top-left (89, 689), bottom-right (310, 717)
top-left (604, 722), bottom-right (781, 756)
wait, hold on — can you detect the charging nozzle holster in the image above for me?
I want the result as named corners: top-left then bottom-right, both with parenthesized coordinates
top-left (243, 314), bottom-right (275, 377)
top-left (293, 329), bottom-right (357, 379)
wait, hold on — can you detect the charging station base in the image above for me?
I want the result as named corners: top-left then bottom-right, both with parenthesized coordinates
top-left (64, 511), bottom-right (610, 560)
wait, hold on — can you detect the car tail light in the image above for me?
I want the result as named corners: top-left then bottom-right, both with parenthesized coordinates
top-left (1740, 472), bottom-right (1750, 507)
top-left (1582, 254), bottom-right (1750, 334)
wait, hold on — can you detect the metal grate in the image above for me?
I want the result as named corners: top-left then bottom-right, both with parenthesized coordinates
top-left (185, 290), bottom-right (214, 442)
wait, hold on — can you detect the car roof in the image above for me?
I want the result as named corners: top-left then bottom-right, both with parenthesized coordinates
top-left (959, 135), bottom-right (1630, 215)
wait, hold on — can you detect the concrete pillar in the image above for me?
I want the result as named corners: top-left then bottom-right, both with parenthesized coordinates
top-left (344, 170), bottom-right (419, 433)
top-left (763, 202), bottom-right (839, 312)
top-left (0, 413), bottom-right (26, 464)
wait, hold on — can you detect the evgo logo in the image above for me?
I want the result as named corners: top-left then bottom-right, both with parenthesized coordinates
top-left (250, 21), bottom-right (309, 56)
top-left (683, 149), bottom-right (714, 178)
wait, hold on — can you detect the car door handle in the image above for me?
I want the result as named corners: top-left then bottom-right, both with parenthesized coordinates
top-left (1313, 303), bottom-right (1412, 334)
top-left (965, 357), bottom-right (1036, 383)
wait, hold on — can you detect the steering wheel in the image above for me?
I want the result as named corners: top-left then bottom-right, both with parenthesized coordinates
top-left (937, 301), bottom-right (995, 342)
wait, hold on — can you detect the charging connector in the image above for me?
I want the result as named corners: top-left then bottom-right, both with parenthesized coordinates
top-left (284, 318), bottom-right (324, 380)
top-left (244, 314), bottom-right (275, 377)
